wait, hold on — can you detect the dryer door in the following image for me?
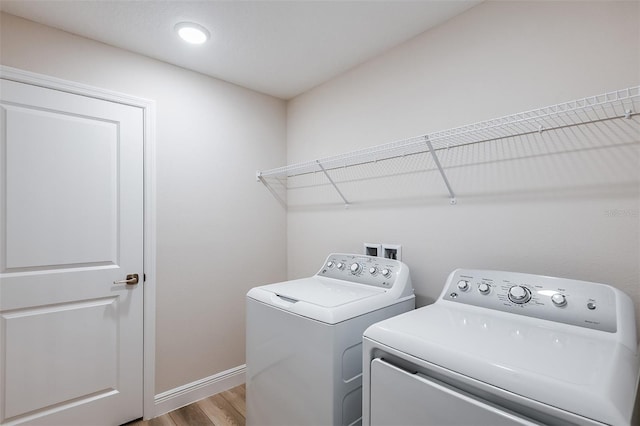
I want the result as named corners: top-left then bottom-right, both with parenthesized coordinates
top-left (369, 359), bottom-right (539, 426)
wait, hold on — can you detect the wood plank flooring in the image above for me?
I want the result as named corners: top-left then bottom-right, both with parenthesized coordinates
top-left (127, 384), bottom-right (245, 426)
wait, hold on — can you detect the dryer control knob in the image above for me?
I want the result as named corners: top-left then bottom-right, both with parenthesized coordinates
top-left (381, 269), bottom-right (392, 278)
top-left (551, 293), bottom-right (567, 307)
top-left (369, 267), bottom-right (378, 275)
top-left (350, 263), bottom-right (362, 274)
top-left (457, 280), bottom-right (470, 292)
top-left (327, 261), bottom-right (334, 268)
top-left (478, 283), bottom-right (490, 294)
top-left (508, 286), bottom-right (531, 304)
top-left (336, 262), bottom-right (345, 270)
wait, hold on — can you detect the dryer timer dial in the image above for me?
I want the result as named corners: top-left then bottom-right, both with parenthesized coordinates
top-left (508, 286), bottom-right (531, 304)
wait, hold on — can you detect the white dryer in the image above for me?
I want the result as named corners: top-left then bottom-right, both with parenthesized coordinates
top-left (363, 269), bottom-right (640, 426)
top-left (246, 253), bottom-right (414, 426)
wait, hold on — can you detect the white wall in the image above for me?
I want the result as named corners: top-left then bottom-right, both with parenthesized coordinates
top-left (286, 0), bottom-right (640, 333)
top-left (0, 12), bottom-right (287, 394)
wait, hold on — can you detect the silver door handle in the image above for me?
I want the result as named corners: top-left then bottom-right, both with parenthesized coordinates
top-left (113, 274), bottom-right (139, 285)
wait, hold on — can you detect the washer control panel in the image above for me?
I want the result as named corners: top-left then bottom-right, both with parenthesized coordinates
top-left (442, 269), bottom-right (618, 332)
top-left (318, 253), bottom-right (401, 289)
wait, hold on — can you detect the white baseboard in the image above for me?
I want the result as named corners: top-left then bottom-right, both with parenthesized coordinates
top-left (152, 364), bottom-right (246, 419)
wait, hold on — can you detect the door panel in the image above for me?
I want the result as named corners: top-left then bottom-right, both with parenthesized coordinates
top-left (370, 358), bottom-right (538, 426)
top-left (4, 105), bottom-right (118, 269)
top-left (0, 79), bottom-right (144, 425)
top-left (3, 297), bottom-right (119, 419)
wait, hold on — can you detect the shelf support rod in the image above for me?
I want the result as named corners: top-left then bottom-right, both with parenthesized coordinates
top-left (424, 136), bottom-right (457, 205)
top-left (316, 160), bottom-right (349, 207)
top-left (255, 171), bottom-right (287, 208)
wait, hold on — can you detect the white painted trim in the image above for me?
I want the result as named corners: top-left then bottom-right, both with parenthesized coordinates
top-left (141, 89), bottom-right (158, 422)
top-left (154, 365), bottom-right (246, 418)
top-left (0, 66), bottom-right (158, 421)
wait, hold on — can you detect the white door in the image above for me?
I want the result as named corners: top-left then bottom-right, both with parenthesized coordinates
top-left (0, 79), bottom-right (144, 425)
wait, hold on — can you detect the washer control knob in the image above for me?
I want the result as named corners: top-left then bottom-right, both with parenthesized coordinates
top-left (381, 269), bottom-right (392, 278)
top-left (327, 261), bottom-right (334, 268)
top-left (587, 302), bottom-right (597, 310)
top-left (551, 293), bottom-right (567, 307)
top-left (478, 283), bottom-right (490, 294)
top-left (350, 263), bottom-right (362, 274)
top-left (369, 267), bottom-right (378, 275)
top-left (508, 286), bottom-right (531, 304)
top-left (457, 280), bottom-right (470, 292)
top-left (336, 262), bottom-right (345, 270)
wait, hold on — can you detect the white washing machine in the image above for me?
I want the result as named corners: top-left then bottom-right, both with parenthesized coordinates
top-left (363, 269), bottom-right (640, 426)
top-left (246, 253), bottom-right (415, 426)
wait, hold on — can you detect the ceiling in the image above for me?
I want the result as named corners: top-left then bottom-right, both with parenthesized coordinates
top-left (0, 1), bottom-right (481, 99)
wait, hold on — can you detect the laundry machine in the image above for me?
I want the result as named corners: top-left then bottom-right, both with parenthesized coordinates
top-left (246, 253), bottom-right (415, 426)
top-left (363, 269), bottom-right (640, 426)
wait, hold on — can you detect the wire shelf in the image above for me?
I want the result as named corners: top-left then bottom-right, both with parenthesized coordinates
top-left (257, 86), bottom-right (640, 205)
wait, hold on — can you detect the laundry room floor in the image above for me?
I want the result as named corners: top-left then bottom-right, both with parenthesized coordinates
top-left (127, 384), bottom-right (245, 426)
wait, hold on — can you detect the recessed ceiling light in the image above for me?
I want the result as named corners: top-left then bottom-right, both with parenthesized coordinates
top-left (175, 22), bottom-right (210, 45)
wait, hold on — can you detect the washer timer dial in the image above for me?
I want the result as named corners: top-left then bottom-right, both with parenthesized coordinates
top-left (508, 285), bottom-right (531, 304)
top-left (350, 263), bottom-right (362, 275)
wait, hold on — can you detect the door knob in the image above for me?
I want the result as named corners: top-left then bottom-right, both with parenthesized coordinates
top-left (113, 274), bottom-right (139, 285)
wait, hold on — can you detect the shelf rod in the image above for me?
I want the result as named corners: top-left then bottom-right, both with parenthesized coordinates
top-left (316, 160), bottom-right (349, 207)
top-left (424, 136), bottom-right (457, 205)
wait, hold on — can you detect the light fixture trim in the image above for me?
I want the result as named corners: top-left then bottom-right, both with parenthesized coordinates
top-left (175, 22), bottom-right (210, 45)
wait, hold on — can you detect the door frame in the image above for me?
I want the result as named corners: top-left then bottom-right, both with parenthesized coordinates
top-left (0, 65), bottom-right (157, 421)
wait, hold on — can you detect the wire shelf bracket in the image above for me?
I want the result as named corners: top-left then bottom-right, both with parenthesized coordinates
top-left (316, 159), bottom-right (350, 208)
top-left (424, 136), bottom-right (456, 205)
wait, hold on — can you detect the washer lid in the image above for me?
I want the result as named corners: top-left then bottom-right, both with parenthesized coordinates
top-left (247, 276), bottom-right (411, 324)
top-left (363, 303), bottom-right (639, 425)
top-left (259, 277), bottom-right (384, 307)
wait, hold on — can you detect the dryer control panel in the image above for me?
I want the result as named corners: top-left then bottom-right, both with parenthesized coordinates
top-left (318, 253), bottom-right (404, 290)
top-left (441, 269), bottom-right (622, 332)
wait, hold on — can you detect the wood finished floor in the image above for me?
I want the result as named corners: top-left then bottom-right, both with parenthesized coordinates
top-left (128, 384), bottom-right (245, 426)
